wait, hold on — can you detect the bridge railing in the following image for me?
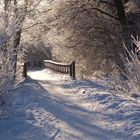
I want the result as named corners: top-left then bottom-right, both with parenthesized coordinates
top-left (44, 60), bottom-right (75, 79)
top-left (22, 60), bottom-right (75, 79)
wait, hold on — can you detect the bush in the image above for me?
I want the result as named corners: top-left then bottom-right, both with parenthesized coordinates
top-left (110, 36), bottom-right (140, 97)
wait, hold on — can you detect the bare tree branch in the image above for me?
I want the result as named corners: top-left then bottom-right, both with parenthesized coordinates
top-left (81, 7), bottom-right (119, 20)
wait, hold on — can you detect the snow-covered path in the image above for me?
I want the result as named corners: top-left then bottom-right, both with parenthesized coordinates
top-left (0, 69), bottom-right (140, 140)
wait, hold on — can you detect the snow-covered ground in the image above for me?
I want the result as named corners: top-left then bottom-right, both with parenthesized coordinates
top-left (0, 69), bottom-right (140, 140)
top-left (27, 69), bottom-right (71, 81)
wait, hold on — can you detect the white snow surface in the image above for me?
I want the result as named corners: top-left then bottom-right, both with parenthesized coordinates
top-left (0, 69), bottom-right (140, 140)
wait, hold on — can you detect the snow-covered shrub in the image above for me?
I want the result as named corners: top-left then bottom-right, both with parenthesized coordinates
top-left (0, 7), bottom-right (21, 116)
top-left (0, 23), bottom-right (14, 97)
top-left (123, 37), bottom-right (140, 95)
top-left (109, 36), bottom-right (140, 97)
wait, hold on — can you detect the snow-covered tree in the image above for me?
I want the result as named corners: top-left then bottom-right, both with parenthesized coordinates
top-left (0, 0), bottom-right (43, 96)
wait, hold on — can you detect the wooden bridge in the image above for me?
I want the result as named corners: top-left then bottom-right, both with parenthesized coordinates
top-left (21, 60), bottom-right (76, 79)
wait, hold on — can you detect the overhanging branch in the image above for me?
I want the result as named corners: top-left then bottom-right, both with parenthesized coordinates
top-left (87, 7), bottom-right (119, 20)
top-left (70, 6), bottom-right (119, 21)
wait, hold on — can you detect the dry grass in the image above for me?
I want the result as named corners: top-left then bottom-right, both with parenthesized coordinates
top-left (123, 36), bottom-right (140, 95)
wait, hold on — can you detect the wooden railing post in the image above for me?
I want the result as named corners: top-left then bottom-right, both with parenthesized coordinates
top-left (23, 62), bottom-right (27, 78)
top-left (70, 61), bottom-right (75, 79)
top-left (72, 61), bottom-right (75, 79)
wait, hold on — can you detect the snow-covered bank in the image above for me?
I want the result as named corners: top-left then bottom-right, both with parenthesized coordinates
top-left (0, 69), bottom-right (140, 140)
top-left (61, 80), bottom-right (140, 139)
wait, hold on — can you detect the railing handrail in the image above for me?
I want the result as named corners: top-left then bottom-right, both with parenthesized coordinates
top-left (44, 60), bottom-right (71, 66)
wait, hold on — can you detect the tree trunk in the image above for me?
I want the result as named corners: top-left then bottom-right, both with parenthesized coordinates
top-left (114, 0), bottom-right (131, 51)
top-left (114, 0), bottom-right (127, 26)
top-left (12, 28), bottom-right (22, 79)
